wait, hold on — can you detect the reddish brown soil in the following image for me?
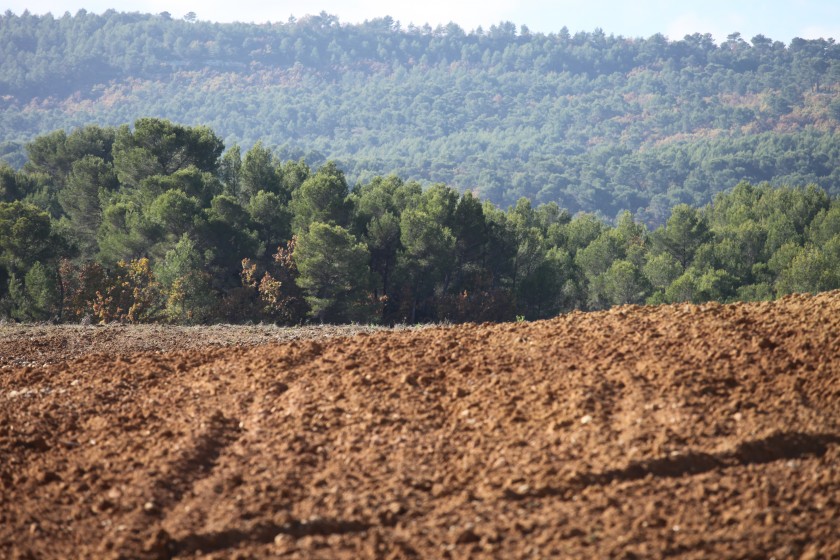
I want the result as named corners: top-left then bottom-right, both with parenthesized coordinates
top-left (2, 293), bottom-right (839, 559)
top-left (0, 323), bottom-right (394, 369)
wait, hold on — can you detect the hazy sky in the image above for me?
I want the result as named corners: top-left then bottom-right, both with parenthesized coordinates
top-left (6, 0), bottom-right (840, 44)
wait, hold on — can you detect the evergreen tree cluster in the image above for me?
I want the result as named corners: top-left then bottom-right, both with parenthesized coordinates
top-left (2, 119), bottom-right (840, 324)
top-left (1, 11), bottom-right (840, 219)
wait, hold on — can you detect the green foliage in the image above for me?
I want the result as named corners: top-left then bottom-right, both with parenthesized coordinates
top-left (1, 162), bottom-right (35, 202)
top-left (138, 166), bottom-right (221, 207)
top-left (164, 271), bottom-right (217, 324)
top-left (564, 213), bottom-right (605, 254)
top-left (364, 211), bottom-right (401, 300)
top-left (654, 204), bottom-right (712, 270)
top-left (0, 262), bottom-right (59, 322)
top-left (603, 260), bottom-right (648, 306)
top-left (248, 190), bottom-right (291, 252)
top-left (113, 118), bottom-right (224, 188)
top-left (294, 222), bottom-right (371, 322)
top-left (3, 12), bottom-right (840, 220)
top-left (58, 155), bottom-right (118, 257)
top-left (643, 252), bottom-right (682, 291)
top-left (96, 197), bottom-right (153, 265)
top-left (664, 268), bottom-right (700, 303)
top-left (219, 145), bottom-right (242, 198)
top-left (23, 262), bottom-right (59, 320)
top-left (775, 243), bottom-right (840, 295)
top-left (808, 201), bottom-right (840, 245)
top-left (2, 272), bottom-right (25, 320)
top-left (289, 161), bottom-right (351, 233)
top-left (399, 207), bottom-right (456, 321)
top-left (240, 142), bottom-right (283, 202)
top-left (0, 199), bottom-right (66, 320)
top-left (4, 114), bottom-right (840, 324)
top-left (155, 234), bottom-right (204, 290)
top-left (147, 190), bottom-right (203, 240)
top-left (518, 246), bottom-right (576, 318)
top-left (279, 159), bottom-right (312, 193)
top-left (24, 126), bottom-right (115, 190)
top-left (201, 194), bottom-right (263, 272)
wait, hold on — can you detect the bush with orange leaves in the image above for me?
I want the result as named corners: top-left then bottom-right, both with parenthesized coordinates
top-left (90, 258), bottom-right (164, 323)
top-left (59, 259), bottom-right (107, 322)
top-left (239, 237), bottom-right (309, 324)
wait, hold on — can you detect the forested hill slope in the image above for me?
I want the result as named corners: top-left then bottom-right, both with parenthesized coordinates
top-left (2, 10), bottom-right (840, 220)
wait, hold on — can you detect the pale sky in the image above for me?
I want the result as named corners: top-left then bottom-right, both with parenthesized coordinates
top-left (6, 0), bottom-right (840, 44)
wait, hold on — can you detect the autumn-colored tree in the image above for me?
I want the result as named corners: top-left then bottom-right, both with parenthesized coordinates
top-left (59, 259), bottom-right (108, 321)
top-left (239, 237), bottom-right (308, 324)
top-left (91, 258), bottom-right (163, 323)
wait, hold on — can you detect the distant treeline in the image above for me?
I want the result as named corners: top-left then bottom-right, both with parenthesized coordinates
top-left (2, 119), bottom-right (839, 324)
top-left (1, 11), bottom-right (840, 220)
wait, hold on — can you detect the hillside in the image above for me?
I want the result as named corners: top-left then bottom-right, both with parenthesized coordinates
top-left (2, 11), bottom-right (840, 219)
top-left (2, 292), bottom-right (839, 558)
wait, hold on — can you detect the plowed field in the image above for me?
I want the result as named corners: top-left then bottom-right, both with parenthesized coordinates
top-left (2, 293), bottom-right (839, 559)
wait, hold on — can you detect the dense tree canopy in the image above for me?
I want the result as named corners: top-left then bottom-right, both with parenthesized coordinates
top-left (1, 11), bottom-right (839, 220)
top-left (2, 119), bottom-right (840, 324)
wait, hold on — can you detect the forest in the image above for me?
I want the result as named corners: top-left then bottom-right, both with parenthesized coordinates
top-left (1, 10), bottom-right (840, 221)
top-left (2, 118), bottom-right (839, 325)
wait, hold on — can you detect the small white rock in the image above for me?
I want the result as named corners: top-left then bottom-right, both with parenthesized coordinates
top-left (274, 533), bottom-right (292, 547)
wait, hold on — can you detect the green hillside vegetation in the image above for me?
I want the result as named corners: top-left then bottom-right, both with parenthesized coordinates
top-left (2, 119), bottom-right (840, 324)
top-left (1, 11), bottom-right (840, 220)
